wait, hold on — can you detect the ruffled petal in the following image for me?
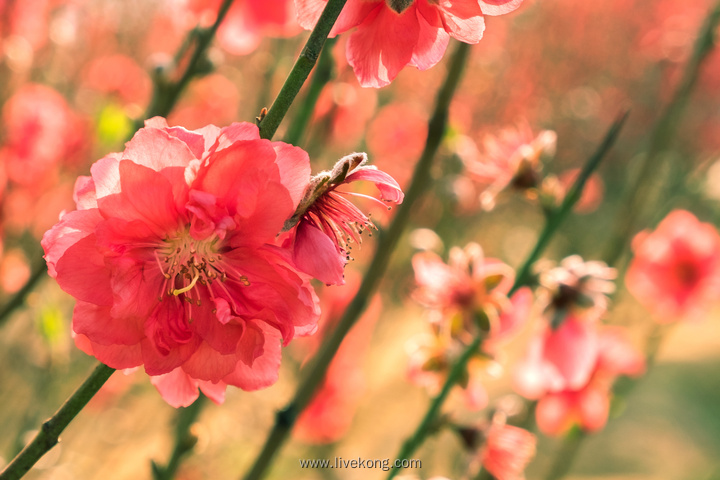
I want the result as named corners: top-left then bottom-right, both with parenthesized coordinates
top-left (346, 5), bottom-right (420, 88)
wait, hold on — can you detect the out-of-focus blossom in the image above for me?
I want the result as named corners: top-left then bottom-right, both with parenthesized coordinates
top-left (538, 255), bottom-right (616, 325)
top-left (0, 84), bottom-right (87, 189)
top-left (480, 422), bottom-right (536, 480)
top-left (462, 122), bottom-right (556, 211)
top-left (311, 80), bottom-right (378, 150)
top-left (83, 54), bottom-right (152, 106)
top-left (285, 152), bottom-right (404, 285)
top-left (533, 327), bottom-right (645, 436)
top-left (409, 243), bottom-right (529, 409)
top-left (296, 0), bottom-right (524, 88)
top-left (42, 118), bottom-right (322, 407)
top-left (294, 275), bottom-right (380, 443)
top-left (367, 102), bottom-right (427, 189)
top-left (626, 210), bottom-right (720, 323)
top-left (189, 0), bottom-right (300, 55)
top-left (0, 248), bottom-right (31, 293)
top-left (513, 316), bottom-right (600, 400)
top-left (169, 74), bottom-right (241, 130)
top-left (538, 169), bottom-right (605, 214)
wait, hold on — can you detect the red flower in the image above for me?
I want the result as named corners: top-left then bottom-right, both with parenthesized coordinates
top-left (286, 153), bottom-right (403, 285)
top-left (296, 0), bottom-right (524, 87)
top-left (626, 210), bottom-right (720, 323)
top-left (42, 118), bottom-right (321, 407)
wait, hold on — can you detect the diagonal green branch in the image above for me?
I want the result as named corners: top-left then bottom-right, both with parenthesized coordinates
top-left (241, 40), bottom-right (473, 480)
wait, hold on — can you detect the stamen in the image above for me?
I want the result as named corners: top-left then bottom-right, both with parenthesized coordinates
top-left (173, 271), bottom-right (200, 296)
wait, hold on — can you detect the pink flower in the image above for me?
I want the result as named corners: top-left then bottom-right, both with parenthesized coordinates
top-left (285, 152), bottom-right (403, 285)
top-left (296, 0), bottom-right (524, 88)
top-left (513, 316), bottom-right (600, 400)
top-left (626, 210), bottom-right (720, 323)
top-left (42, 118), bottom-right (321, 407)
top-left (409, 243), bottom-right (529, 409)
top-left (522, 326), bottom-right (645, 436)
top-left (462, 121), bottom-right (556, 211)
top-left (480, 423), bottom-right (536, 480)
top-left (0, 84), bottom-right (87, 189)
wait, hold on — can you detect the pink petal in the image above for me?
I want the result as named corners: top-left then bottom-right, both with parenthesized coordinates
top-left (435, 0), bottom-right (485, 43)
top-left (198, 380), bottom-right (227, 404)
top-left (73, 301), bottom-right (144, 346)
top-left (345, 166), bottom-right (405, 203)
top-left (536, 392), bottom-right (574, 436)
top-left (150, 368), bottom-right (201, 408)
top-left (90, 152), bottom-right (123, 199)
top-left (292, 222), bottom-right (346, 285)
top-left (75, 334), bottom-right (143, 369)
top-left (181, 341), bottom-right (238, 382)
top-left (73, 176), bottom-right (97, 210)
top-left (97, 161), bottom-right (180, 237)
top-left (55, 234), bottom-right (113, 306)
top-left (578, 385), bottom-right (610, 433)
top-left (544, 317), bottom-right (599, 390)
top-left (273, 142), bottom-right (311, 209)
top-left (42, 208), bottom-right (103, 277)
top-left (296, 0), bottom-right (380, 36)
top-left (224, 323), bottom-right (282, 390)
top-left (217, 2), bottom-right (263, 55)
top-left (211, 122), bottom-right (261, 153)
top-left (346, 5), bottom-right (420, 88)
top-left (122, 126), bottom-right (197, 171)
top-left (411, 2), bottom-right (450, 70)
top-left (478, 0), bottom-right (524, 16)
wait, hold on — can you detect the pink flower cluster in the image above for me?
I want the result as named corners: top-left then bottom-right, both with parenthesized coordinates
top-left (409, 243), bottom-right (531, 409)
top-left (42, 118), bottom-right (402, 407)
top-left (296, 0), bottom-right (524, 87)
top-left (514, 257), bottom-right (645, 436)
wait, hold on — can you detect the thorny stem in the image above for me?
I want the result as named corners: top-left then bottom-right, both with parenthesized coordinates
top-left (0, 364), bottom-right (116, 480)
top-left (257, 0), bottom-right (347, 140)
top-left (240, 41), bottom-right (473, 480)
top-left (283, 37), bottom-right (338, 146)
top-left (393, 113), bottom-right (628, 480)
top-left (151, 396), bottom-right (208, 480)
top-left (602, 0), bottom-right (720, 268)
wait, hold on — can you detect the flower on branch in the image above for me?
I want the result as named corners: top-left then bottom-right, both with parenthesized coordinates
top-left (42, 117), bottom-right (323, 407)
top-left (295, 0), bottom-right (524, 88)
top-left (283, 152), bottom-right (404, 285)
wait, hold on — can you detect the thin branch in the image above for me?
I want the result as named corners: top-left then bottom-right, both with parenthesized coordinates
top-left (240, 40), bottom-right (473, 480)
top-left (0, 364), bottom-right (116, 480)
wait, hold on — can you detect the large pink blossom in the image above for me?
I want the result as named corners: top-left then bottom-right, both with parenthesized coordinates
top-left (42, 118), bottom-right (321, 407)
top-left (296, 0), bottom-right (524, 88)
top-left (626, 210), bottom-right (720, 323)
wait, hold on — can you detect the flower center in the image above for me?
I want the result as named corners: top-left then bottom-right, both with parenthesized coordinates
top-left (386, 0), bottom-right (415, 14)
top-left (154, 230), bottom-right (249, 308)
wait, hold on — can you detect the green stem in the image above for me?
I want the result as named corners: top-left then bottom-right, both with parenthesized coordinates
top-left (283, 37), bottom-right (337, 146)
top-left (151, 396), bottom-right (208, 480)
top-left (0, 364), bottom-right (116, 480)
top-left (0, 260), bottom-right (46, 328)
top-left (385, 113), bottom-right (628, 480)
top-left (258, 0), bottom-right (347, 140)
top-left (387, 334), bottom-right (483, 480)
top-left (240, 41), bottom-right (472, 480)
top-left (602, 0), bottom-right (720, 268)
top-left (542, 428), bottom-right (584, 480)
top-left (141, 0), bottom-right (236, 122)
top-left (512, 111), bottom-right (629, 294)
